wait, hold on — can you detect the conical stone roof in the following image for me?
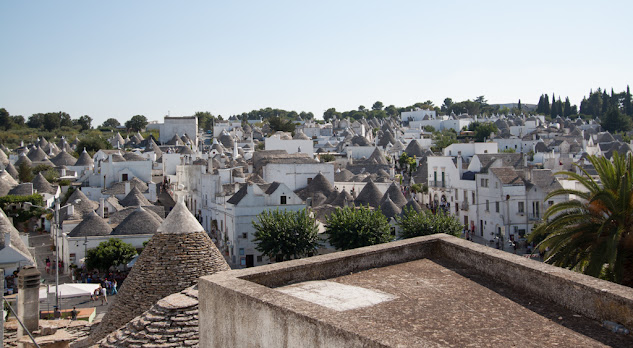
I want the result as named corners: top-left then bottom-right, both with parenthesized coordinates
top-left (331, 189), bottom-right (354, 207)
top-left (0, 170), bottom-right (18, 187)
top-left (15, 153), bottom-right (32, 168)
top-left (402, 198), bottom-right (423, 214)
top-left (100, 286), bottom-right (200, 348)
top-left (50, 149), bottom-right (77, 166)
top-left (112, 206), bottom-right (161, 235)
top-left (334, 169), bottom-right (354, 182)
top-left (0, 148), bottom-right (8, 166)
top-left (0, 175), bottom-right (16, 196)
top-left (68, 211), bottom-right (113, 237)
top-left (4, 162), bottom-right (19, 180)
top-left (87, 201), bottom-right (230, 345)
top-left (27, 146), bottom-right (48, 162)
top-left (368, 147), bottom-right (389, 165)
top-left (380, 182), bottom-right (407, 208)
top-left (380, 195), bottom-right (401, 219)
top-left (404, 140), bottom-right (425, 158)
top-left (75, 149), bottom-right (93, 166)
top-left (64, 188), bottom-right (99, 219)
top-left (296, 173), bottom-right (335, 200)
top-left (0, 208), bottom-right (33, 264)
top-left (355, 180), bottom-right (383, 208)
top-left (32, 173), bottom-right (56, 194)
top-left (119, 186), bottom-right (152, 207)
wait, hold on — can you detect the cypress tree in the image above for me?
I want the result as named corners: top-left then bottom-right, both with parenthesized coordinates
top-left (551, 93), bottom-right (557, 118)
top-left (564, 97), bottom-right (572, 117)
top-left (602, 90), bottom-right (610, 114)
top-left (543, 94), bottom-right (550, 115)
top-left (626, 85), bottom-right (632, 116)
top-left (518, 99), bottom-right (522, 113)
top-left (557, 97), bottom-right (563, 118)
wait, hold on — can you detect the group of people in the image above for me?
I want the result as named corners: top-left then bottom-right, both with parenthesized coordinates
top-left (91, 280), bottom-right (116, 305)
top-left (44, 256), bottom-right (63, 274)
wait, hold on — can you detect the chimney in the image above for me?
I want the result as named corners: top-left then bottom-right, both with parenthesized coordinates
top-left (68, 204), bottom-right (74, 217)
top-left (61, 167), bottom-right (66, 177)
top-left (5, 233), bottom-right (11, 247)
top-left (17, 266), bottom-right (41, 339)
top-left (457, 155), bottom-right (463, 178)
top-left (125, 182), bottom-right (131, 196)
top-left (523, 153), bottom-right (528, 167)
top-left (99, 198), bottom-right (105, 218)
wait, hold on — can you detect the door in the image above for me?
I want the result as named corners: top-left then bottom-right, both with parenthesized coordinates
top-left (246, 255), bottom-right (254, 267)
top-left (480, 220), bottom-right (484, 237)
top-left (122, 173), bottom-right (128, 181)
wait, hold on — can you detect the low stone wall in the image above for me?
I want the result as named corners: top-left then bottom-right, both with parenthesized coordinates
top-left (199, 234), bottom-right (633, 347)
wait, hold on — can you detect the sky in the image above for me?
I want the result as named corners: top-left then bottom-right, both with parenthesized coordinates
top-left (1, 1), bottom-right (631, 125)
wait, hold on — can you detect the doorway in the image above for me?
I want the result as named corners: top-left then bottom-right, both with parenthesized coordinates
top-left (246, 255), bottom-right (254, 267)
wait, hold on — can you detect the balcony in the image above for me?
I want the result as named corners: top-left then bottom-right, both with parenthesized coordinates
top-left (529, 213), bottom-right (541, 221)
top-left (460, 201), bottom-right (469, 211)
top-left (431, 181), bottom-right (446, 188)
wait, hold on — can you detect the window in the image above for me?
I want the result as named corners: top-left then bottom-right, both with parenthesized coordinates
top-left (122, 173), bottom-right (128, 181)
top-left (481, 178), bottom-right (486, 187)
top-left (257, 255), bottom-right (263, 263)
top-left (486, 200), bottom-right (490, 211)
top-left (518, 202), bottom-right (524, 213)
top-left (280, 195), bottom-right (287, 205)
top-left (307, 178), bottom-right (312, 185)
top-left (472, 192), bottom-right (475, 204)
top-left (455, 189), bottom-right (459, 200)
top-left (548, 200), bottom-right (554, 206)
top-left (495, 201), bottom-right (500, 213)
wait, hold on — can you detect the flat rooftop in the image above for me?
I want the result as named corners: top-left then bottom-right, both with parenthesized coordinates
top-left (200, 235), bottom-right (633, 348)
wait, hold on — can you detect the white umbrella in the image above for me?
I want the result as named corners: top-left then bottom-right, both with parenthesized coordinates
top-left (39, 283), bottom-right (100, 300)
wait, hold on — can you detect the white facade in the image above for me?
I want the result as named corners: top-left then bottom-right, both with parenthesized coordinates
top-left (443, 143), bottom-right (498, 158)
top-left (265, 134), bottom-right (314, 157)
top-left (159, 116), bottom-right (198, 147)
top-left (264, 163), bottom-right (335, 191)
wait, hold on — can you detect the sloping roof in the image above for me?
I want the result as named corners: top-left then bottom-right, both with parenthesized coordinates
top-left (102, 177), bottom-right (149, 195)
top-left (490, 167), bottom-right (524, 185)
top-left (5, 162), bottom-right (18, 179)
top-left (74, 150), bottom-right (93, 166)
top-left (380, 182), bottom-right (407, 208)
top-left (119, 186), bottom-right (152, 207)
top-left (295, 173), bottom-right (335, 200)
top-left (355, 180), bottom-right (382, 208)
top-left (475, 153), bottom-right (525, 173)
top-left (334, 169), bottom-right (354, 182)
top-left (0, 208), bottom-right (35, 264)
top-left (122, 151), bottom-right (147, 161)
top-left (68, 211), bottom-right (113, 237)
top-left (368, 147), bottom-right (389, 165)
top-left (0, 177), bottom-right (15, 196)
top-left (112, 206), bottom-right (161, 235)
top-left (100, 286), bottom-right (200, 348)
top-left (227, 185), bottom-right (248, 205)
top-left (8, 183), bottom-right (34, 196)
top-left (351, 135), bottom-right (371, 146)
top-left (293, 131), bottom-right (311, 140)
top-left (0, 148), bottom-right (9, 166)
top-left (87, 202), bottom-right (230, 344)
top-left (107, 206), bottom-right (165, 225)
top-left (380, 195), bottom-right (401, 219)
top-left (246, 173), bottom-right (267, 184)
top-left (15, 154), bottom-right (32, 168)
top-left (32, 173), bottom-right (56, 194)
top-left (404, 140), bottom-right (425, 158)
top-left (0, 170), bottom-right (18, 187)
top-left (528, 169), bottom-right (563, 193)
top-left (264, 181), bottom-right (281, 195)
top-left (27, 147), bottom-right (48, 161)
top-left (331, 189), bottom-right (354, 207)
top-left (50, 150), bottom-right (77, 166)
top-left (63, 189), bottom-right (99, 220)
top-left (402, 198), bottom-right (423, 214)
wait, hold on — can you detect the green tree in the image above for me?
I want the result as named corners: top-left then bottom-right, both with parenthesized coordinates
top-left (32, 164), bottom-right (59, 182)
top-left (77, 115), bottom-right (92, 131)
top-left (468, 122), bottom-right (498, 142)
top-left (76, 136), bottom-right (112, 154)
top-left (252, 209), bottom-right (320, 261)
top-left (195, 111), bottom-right (215, 131)
top-left (323, 108), bottom-right (340, 122)
top-left (432, 129), bottom-right (457, 150)
top-left (441, 98), bottom-right (453, 113)
top-left (398, 152), bottom-right (417, 176)
top-left (601, 107), bottom-right (631, 133)
top-left (517, 99), bottom-right (522, 113)
top-left (384, 105), bottom-right (399, 117)
top-left (267, 116), bottom-right (295, 133)
top-left (102, 118), bottom-right (121, 128)
top-left (372, 101), bottom-right (384, 111)
top-left (397, 207), bottom-right (462, 239)
top-left (319, 154), bottom-right (335, 162)
top-left (529, 153), bottom-right (633, 287)
top-left (17, 161), bottom-right (33, 183)
top-left (326, 206), bottom-right (393, 250)
top-left (85, 238), bottom-right (137, 272)
top-left (0, 108), bottom-right (12, 130)
top-left (125, 115), bottom-right (148, 132)
top-left (43, 113), bottom-right (61, 131)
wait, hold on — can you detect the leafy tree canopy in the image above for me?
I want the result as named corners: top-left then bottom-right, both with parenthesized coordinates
top-left (102, 118), bottom-right (121, 128)
top-left (397, 207), bottom-right (462, 239)
top-left (467, 122), bottom-right (498, 142)
top-left (85, 238), bottom-right (137, 272)
top-left (326, 206), bottom-right (393, 250)
top-left (125, 115), bottom-right (148, 132)
top-left (253, 209), bottom-right (320, 261)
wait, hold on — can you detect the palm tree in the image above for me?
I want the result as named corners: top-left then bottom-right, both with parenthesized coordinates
top-left (530, 153), bottom-right (633, 287)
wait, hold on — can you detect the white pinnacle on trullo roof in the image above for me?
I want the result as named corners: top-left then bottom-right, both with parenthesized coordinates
top-left (156, 201), bottom-right (204, 234)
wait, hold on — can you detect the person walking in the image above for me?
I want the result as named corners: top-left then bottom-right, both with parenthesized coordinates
top-left (100, 285), bottom-right (108, 305)
top-left (45, 257), bottom-right (50, 274)
top-left (112, 279), bottom-right (118, 295)
top-left (71, 307), bottom-right (78, 320)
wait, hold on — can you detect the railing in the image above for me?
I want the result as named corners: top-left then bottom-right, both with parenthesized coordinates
top-left (431, 181), bottom-right (446, 188)
top-left (529, 213), bottom-right (541, 221)
top-left (460, 201), bottom-right (469, 211)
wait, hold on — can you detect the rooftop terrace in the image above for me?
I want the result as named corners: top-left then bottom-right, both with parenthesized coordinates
top-left (200, 235), bottom-right (633, 347)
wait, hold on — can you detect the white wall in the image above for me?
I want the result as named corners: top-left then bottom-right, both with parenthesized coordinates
top-left (159, 117), bottom-right (198, 147)
top-left (264, 163), bottom-right (335, 191)
top-left (265, 135), bottom-right (314, 157)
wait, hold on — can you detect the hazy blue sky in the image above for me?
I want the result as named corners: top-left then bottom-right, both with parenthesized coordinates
top-left (1, 1), bottom-right (631, 125)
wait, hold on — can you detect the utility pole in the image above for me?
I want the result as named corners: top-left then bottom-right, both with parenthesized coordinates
top-left (54, 200), bottom-right (60, 311)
